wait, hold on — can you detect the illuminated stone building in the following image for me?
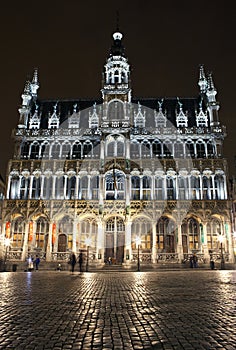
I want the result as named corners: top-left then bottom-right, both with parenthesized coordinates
top-left (1, 30), bottom-right (234, 268)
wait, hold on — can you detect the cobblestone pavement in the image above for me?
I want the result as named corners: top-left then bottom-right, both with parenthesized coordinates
top-left (0, 270), bottom-right (236, 350)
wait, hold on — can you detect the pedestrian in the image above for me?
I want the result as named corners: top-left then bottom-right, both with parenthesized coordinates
top-left (193, 254), bottom-right (198, 268)
top-left (35, 255), bottom-right (40, 270)
top-left (78, 252), bottom-right (83, 272)
top-left (189, 255), bottom-right (193, 268)
top-left (210, 256), bottom-right (215, 270)
top-left (70, 252), bottom-right (76, 274)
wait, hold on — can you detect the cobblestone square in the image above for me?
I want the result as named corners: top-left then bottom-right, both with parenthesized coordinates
top-left (0, 270), bottom-right (235, 349)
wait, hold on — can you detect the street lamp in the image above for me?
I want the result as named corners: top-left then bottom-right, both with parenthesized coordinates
top-left (218, 235), bottom-right (225, 270)
top-left (135, 236), bottom-right (141, 272)
top-left (85, 237), bottom-right (92, 272)
top-left (4, 238), bottom-right (11, 272)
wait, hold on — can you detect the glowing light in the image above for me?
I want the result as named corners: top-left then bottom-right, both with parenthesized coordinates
top-left (85, 237), bottom-right (92, 246)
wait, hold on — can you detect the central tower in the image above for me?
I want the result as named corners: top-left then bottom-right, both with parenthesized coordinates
top-left (101, 31), bottom-right (131, 103)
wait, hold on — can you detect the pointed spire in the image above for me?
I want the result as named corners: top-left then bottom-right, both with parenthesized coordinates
top-left (31, 68), bottom-right (40, 98)
top-left (198, 64), bottom-right (207, 93)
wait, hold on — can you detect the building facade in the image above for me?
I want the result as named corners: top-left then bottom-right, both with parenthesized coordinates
top-left (1, 30), bottom-right (234, 267)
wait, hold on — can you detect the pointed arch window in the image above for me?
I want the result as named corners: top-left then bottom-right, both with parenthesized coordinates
top-left (105, 170), bottom-right (125, 200)
top-left (83, 141), bottom-right (93, 158)
top-left (214, 174), bottom-right (225, 200)
top-left (174, 141), bottom-right (184, 158)
top-left (131, 176), bottom-right (140, 200)
top-left (131, 218), bottom-right (152, 250)
top-left (152, 140), bottom-right (162, 158)
top-left (40, 142), bottom-right (50, 159)
top-left (51, 142), bottom-right (61, 159)
top-left (58, 216), bottom-right (73, 251)
top-left (12, 218), bottom-right (25, 248)
top-left (55, 176), bottom-right (65, 199)
top-left (166, 177), bottom-right (175, 200)
top-left (30, 142), bottom-right (40, 159)
top-left (66, 176), bottom-right (76, 199)
top-left (79, 176), bottom-right (88, 200)
top-left (91, 176), bottom-right (99, 199)
top-left (72, 142), bottom-right (82, 159)
top-left (207, 141), bottom-right (214, 158)
top-left (142, 176), bottom-right (152, 200)
top-left (190, 176), bottom-right (200, 200)
top-left (156, 217), bottom-right (176, 253)
top-left (61, 142), bottom-right (71, 159)
top-left (163, 141), bottom-right (172, 157)
top-left (43, 177), bottom-right (53, 199)
top-left (207, 219), bottom-right (220, 250)
top-left (107, 141), bottom-right (115, 157)
top-left (80, 218), bottom-right (98, 249)
top-left (20, 176), bottom-right (30, 199)
top-left (36, 218), bottom-right (49, 250)
top-left (130, 141), bottom-right (140, 158)
top-left (182, 218), bottom-right (199, 250)
top-left (21, 142), bottom-right (30, 159)
top-left (196, 140), bottom-right (206, 158)
top-left (155, 177), bottom-right (164, 200)
top-left (32, 177), bottom-right (41, 199)
top-left (186, 140), bottom-right (195, 158)
top-left (178, 176), bottom-right (188, 200)
top-left (141, 140), bottom-right (151, 158)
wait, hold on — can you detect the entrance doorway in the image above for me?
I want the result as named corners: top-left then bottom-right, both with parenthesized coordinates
top-left (105, 217), bottom-right (125, 264)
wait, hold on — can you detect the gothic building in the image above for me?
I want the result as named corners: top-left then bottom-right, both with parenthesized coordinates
top-left (1, 30), bottom-right (234, 268)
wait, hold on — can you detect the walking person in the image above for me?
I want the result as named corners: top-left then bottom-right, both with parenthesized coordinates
top-left (78, 252), bottom-right (83, 272)
top-left (35, 255), bottom-right (40, 271)
top-left (70, 252), bottom-right (77, 274)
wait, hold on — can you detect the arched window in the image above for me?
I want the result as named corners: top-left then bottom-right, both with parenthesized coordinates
top-left (12, 218), bottom-right (25, 248)
top-left (32, 177), bottom-right (41, 199)
top-left (117, 141), bottom-right (124, 157)
top-left (40, 142), bottom-right (50, 159)
top-left (152, 140), bottom-right (162, 158)
top-left (61, 142), bottom-right (71, 159)
top-left (131, 218), bottom-right (152, 250)
top-left (20, 177), bottom-right (30, 199)
top-left (105, 170), bottom-right (125, 200)
top-left (141, 140), bottom-right (151, 157)
top-left (107, 141), bottom-right (115, 157)
top-left (155, 177), bottom-right (164, 200)
top-left (21, 142), bottom-right (30, 159)
top-left (30, 142), bottom-right (40, 159)
top-left (83, 141), bottom-right (92, 158)
top-left (207, 219), bottom-right (220, 250)
top-left (186, 140), bottom-right (195, 158)
top-left (72, 142), bottom-right (82, 159)
top-left (58, 216), bottom-right (73, 251)
top-left (142, 176), bottom-right (151, 200)
top-left (166, 177), bottom-right (175, 200)
top-left (174, 141), bottom-right (184, 158)
top-left (107, 100), bottom-right (124, 120)
top-left (130, 141), bottom-right (140, 158)
top-left (178, 176), bottom-right (188, 200)
top-left (43, 177), bottom-right (53, 199)
top-left (55, 176), bottom-right (65, 199)
top-left (66, 176), bottom-right (76, 199)
top-left (51, 142), bottom-right (61, 159)
top-left (79, 176), bottom-right (88, 199)
top-left (10, 175), bottom-right (20, 199)
top-left (207, 141), bottom-right (214, 158)
top-left (91, 176), bottom-right (99, 199)
top-left (35, 218), bottom-right (49, 250)
top-left (80, 219), bottom-right (98, 250)
top-left (214, 174), bottom-right (225, 200)
top-left (182, 218), bottom-right (199, 251)
top-left (163, 141), bottom-right (172, 157)
top-left (196, 140), bottom-right (206, 158)
top-left (203, 176), bottom-right (213, 200)
top-left (156, 217), bottom-right (176, 253)
top-left (190, 176), bottom-right (200, 200)
top-left (131, 176), bottom-right (140, 200)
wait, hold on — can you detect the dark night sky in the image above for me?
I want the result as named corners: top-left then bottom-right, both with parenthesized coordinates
top-left (0, 0), bottom-right (235, 179)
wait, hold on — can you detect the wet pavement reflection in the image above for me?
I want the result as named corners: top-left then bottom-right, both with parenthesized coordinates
top-left (0, 270), bottom-right (235, 349)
